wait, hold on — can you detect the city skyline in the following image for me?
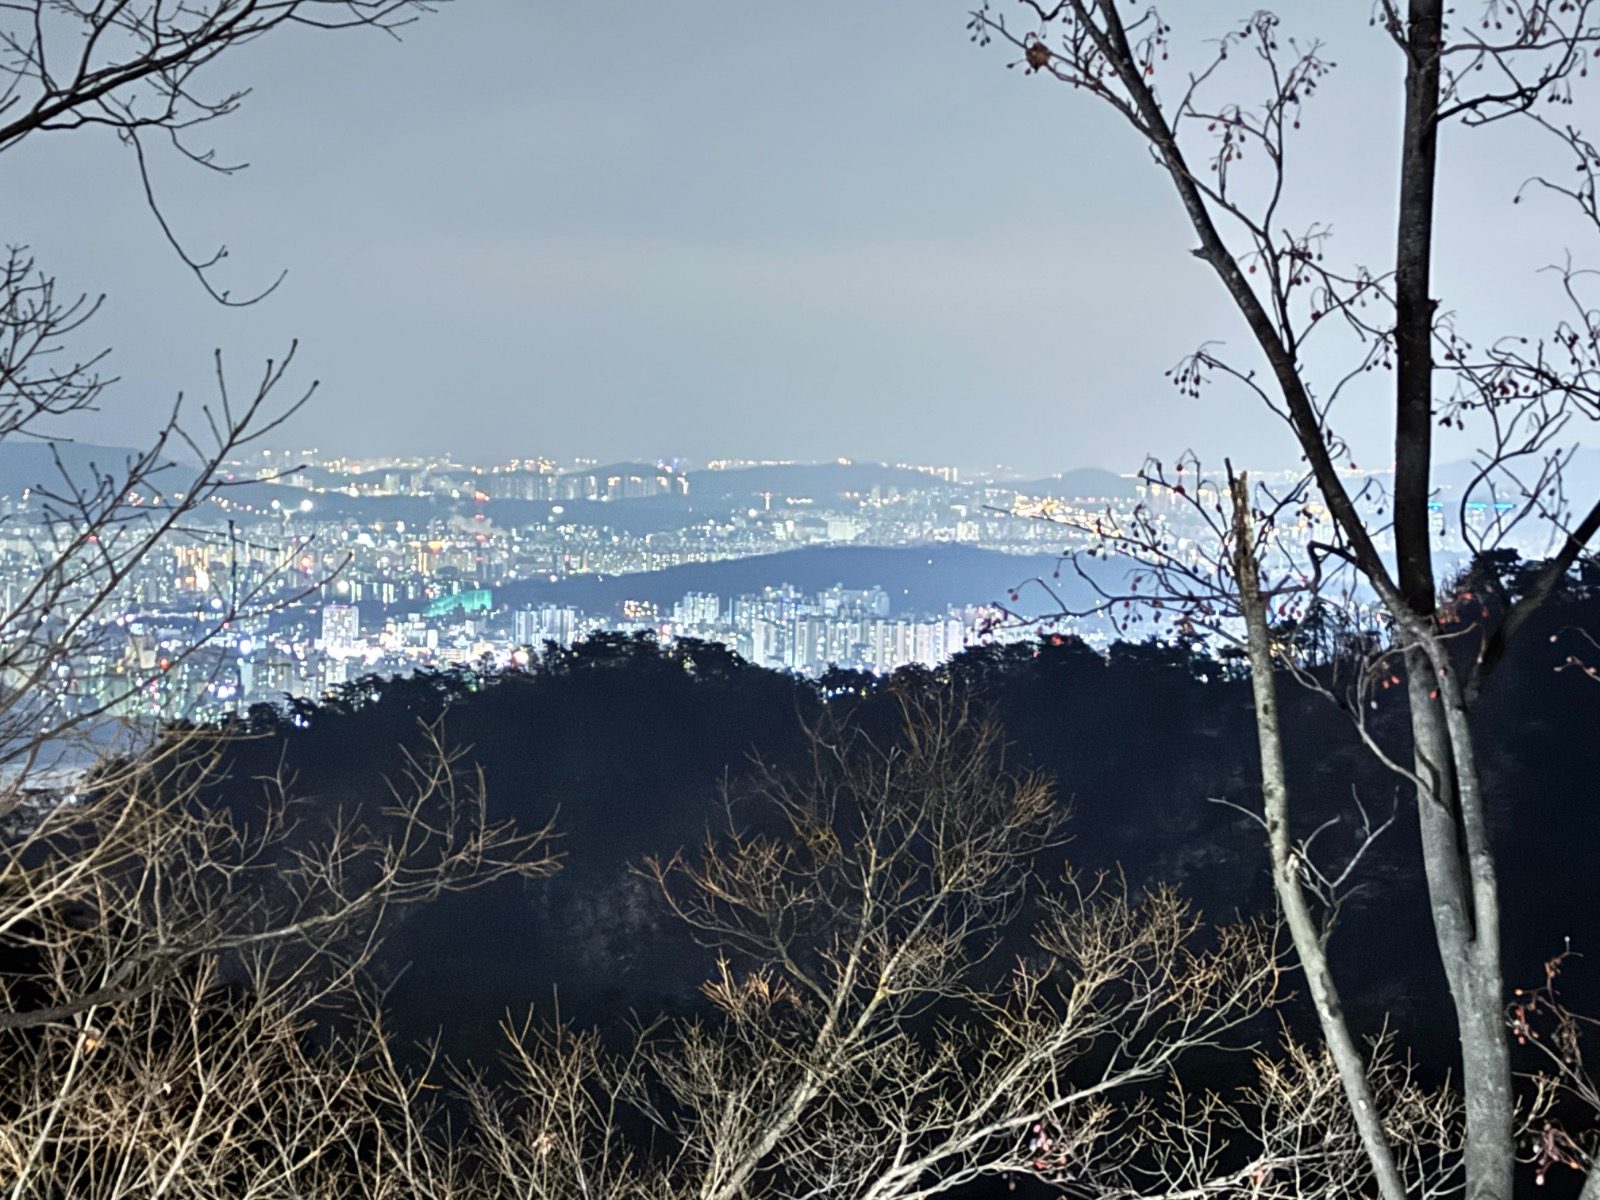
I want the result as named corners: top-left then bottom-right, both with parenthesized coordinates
top-left (2, 435), bottom-right (1541, 729)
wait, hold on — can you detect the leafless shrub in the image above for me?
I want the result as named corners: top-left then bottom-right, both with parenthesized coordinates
top-left (0, 720), bottom-right (557, 1199)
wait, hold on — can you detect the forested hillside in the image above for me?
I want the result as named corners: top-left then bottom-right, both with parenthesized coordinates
top-left (191, 566), bottom-right (1600, 1074)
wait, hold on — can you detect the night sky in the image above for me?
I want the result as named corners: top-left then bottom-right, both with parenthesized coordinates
top-left (3, 1), bottom-right (1594, 475)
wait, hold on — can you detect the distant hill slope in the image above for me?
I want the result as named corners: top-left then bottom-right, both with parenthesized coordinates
top-left (488, 543), bottom-right (1116, 617)
top-left (486, 496), bottom-right (698, 535)
top-left (993, 468), bottom-right (1139, 500)
top-left (191, 484), bottom-right (705, 535)
top-left (558, 461), bottom-right (674, 481)
top-left (0, 440), bottom-right (190, 500)
top-left (686, 463), bottom-right (952, 504)
top-left (1433, 447), bottom-right (1600, 507)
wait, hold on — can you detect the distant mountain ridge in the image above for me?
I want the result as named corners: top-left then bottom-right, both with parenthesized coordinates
top-left (993, 468), bottom-right (1139, 500)
top-left (487, 543), bottom-right (1115, 618)
top-left (685, 463), bottom-right (952, 504)
top-left (558, 461), bottom-right (678, 481)
top-left (1433, 447), bottom-right (1600, 504)
top-left (0, 440), bottom-right (190, 500)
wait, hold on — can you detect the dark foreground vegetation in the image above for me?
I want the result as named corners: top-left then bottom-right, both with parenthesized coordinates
top-left (216, 562), bottom-right (1600, 1066)
top-left (5, 556), bottom-right (1599, 1198)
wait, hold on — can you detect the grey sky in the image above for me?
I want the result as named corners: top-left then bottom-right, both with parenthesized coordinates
top-left (4, 2), bottom-right (1596, 477)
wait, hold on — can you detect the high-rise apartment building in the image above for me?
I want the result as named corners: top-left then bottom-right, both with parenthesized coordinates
top-left (320, 603), bottom-right (360, 654)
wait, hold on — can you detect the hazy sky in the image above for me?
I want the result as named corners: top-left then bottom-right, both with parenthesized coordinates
top-left (4, 2), bottom-right (1596, 477)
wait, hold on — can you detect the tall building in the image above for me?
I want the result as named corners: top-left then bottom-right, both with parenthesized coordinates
top-left (515, 605), bottom-right (580, 649)
top-left (787, 616), bottom-right (825, 674)
top-left (320, 603), bottom-right (360, 654)
top-left (673, 592), bottom-right (722, 626)
top-left (514, 607), bottom-right (537, 647)
top-left (750, 618), bottom-right (781, 669)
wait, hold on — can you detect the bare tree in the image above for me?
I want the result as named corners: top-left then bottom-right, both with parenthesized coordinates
top-left (0, 4), bottom-right (582, 1193)
top-left (137, 697), bottom-right (1455, 1200)
top-left (1228, 470), bottom-right (1411, 1200)
top-left (453, 1015), bottom-right (670, 1200)
top-left (1, 0), bottom-right (439, 302)
top-left (1135, 1031), bottom-right (1464, 1200)
top-left (0, 278), bottom-right (317, 778)
top-left (0, 0), bottom-right (445, 774)
top-left (969, 4), bottom-right (1600, 1198)
top-left (427, 696), bottom-right (1472, 1200)
top-left (0, 721), bottom-right (557, 1198)
top-left (625, 695), bottom-right (1288, 1200)
top-left (1507, 945), bottom-right (1600, 1199)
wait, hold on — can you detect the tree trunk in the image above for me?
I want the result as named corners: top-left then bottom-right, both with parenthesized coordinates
top-left (1392, 4), bottom-right (1514, 1195)
top-left (1231, 475), bottom-right (1409, 1200)
top-left (1406, 667), bottom-right (1513, 1200)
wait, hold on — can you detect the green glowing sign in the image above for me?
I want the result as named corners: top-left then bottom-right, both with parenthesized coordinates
top-left (423, 589), bottom-right (493, 618)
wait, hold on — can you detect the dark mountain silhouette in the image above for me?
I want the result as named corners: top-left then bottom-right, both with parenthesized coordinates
top-left (487, 543), bottom-right (1101, 617)
top-left (180, 564), bottom-right (1600, 1081)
